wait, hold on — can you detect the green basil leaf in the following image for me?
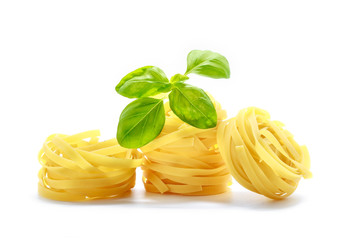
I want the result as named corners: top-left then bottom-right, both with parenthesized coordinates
top-left (169, 82), bottom-right (217, 129)
top-left (117, 97), bottom-right (165, 148)
top-left (185, 50), bottom-right (230, 79)
top-left (115, 66), bottom-right (171, 99)
top-left (170, 73), bottom-right (189, 83)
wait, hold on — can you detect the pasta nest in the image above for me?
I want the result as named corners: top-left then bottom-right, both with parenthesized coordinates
top-left (38, 130), bottom-right (142, 201)
top-left (217, 107), bottom-right (312, 199)
top-left (140, 100), bottom-right (231, 196)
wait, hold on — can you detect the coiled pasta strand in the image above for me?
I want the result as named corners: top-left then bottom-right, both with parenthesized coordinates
top-left (217, 107), bottom-right (312, 199)
top-left (38, 130), bottom-right (142, 201)
top-left (141, 100), bottom-right (231, 196)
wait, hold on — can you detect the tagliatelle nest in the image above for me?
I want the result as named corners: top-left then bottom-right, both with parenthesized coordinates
top-left (38, 130), bottom-right (142, 201)
top-left (140, 100), bottom-right (231, 195)
top-left (217, 107), bottom-right (312, 199)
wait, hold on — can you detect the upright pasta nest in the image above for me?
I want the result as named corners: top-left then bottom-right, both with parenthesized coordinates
top-left (217, 107), bottom-right (312, 199)
top-left (38, 130), bottom-right (142, 201)
top-left (140, 100), bottom-right (231, 196)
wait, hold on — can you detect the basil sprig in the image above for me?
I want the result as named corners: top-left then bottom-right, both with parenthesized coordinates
top-left (115, 50), bottom-right (230, 148)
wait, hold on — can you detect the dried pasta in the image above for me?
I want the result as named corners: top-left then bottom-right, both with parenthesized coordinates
top-left (217, 107), bottom-right (312, 199)
top-left (140, 100), bottom-right (231, 196)
top-left (38, 130), bottom-right (142, 201)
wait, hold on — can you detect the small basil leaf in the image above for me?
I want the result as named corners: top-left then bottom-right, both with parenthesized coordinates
top-left (170, 73), bottom-right (189, 83)
top-left (115, 66), bottom-right (171, 99)
top-left (169, 82), bottom-right (217, 129)
top-left (185, 50), bottom-right (230, 79)
top-left (117, 97), bottom-right (165, 148)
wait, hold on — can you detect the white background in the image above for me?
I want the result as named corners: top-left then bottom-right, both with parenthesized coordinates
top-left (1, 0), bottom-right (359, 239)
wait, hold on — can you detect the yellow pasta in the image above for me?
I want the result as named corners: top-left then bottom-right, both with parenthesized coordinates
top-left (217, 107), bottom-right (312, 199)
top-left (140, 100), bottom-right (231, 196)
top-left (38, 130), bottom-right (142, 201)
